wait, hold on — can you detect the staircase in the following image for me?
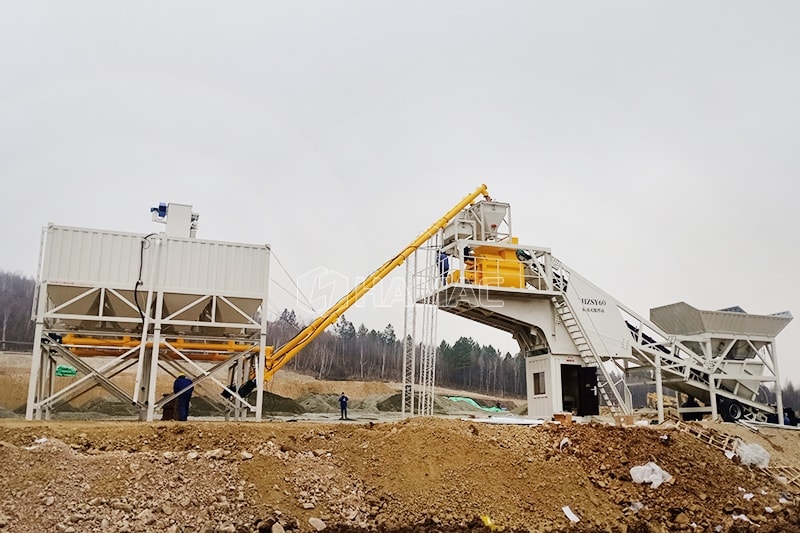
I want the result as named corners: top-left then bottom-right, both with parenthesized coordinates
top-left (552, 295), bottom-right (629, 415)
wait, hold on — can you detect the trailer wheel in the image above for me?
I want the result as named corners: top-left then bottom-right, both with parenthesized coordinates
top-left (721, 400), bottom-right (744, 422)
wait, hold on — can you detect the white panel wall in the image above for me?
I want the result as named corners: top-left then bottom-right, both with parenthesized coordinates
top-left (41, 225), bottom-right (145, 286)
top-left (526, 354), bottom-right (585, 419)
top-left (40, 225), bottom-right (270, 306)
top-left (526, 355), bottom-right (553, 418)
top-left (159, 237), bottom-right (269, 297)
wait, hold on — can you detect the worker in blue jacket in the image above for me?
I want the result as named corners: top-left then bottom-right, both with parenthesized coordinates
top-left (173, 374), bottom-right (194, 421)
top-left (437, 250), bottom-right (450, 285)
top-left (339, 392), bottom-right (349, 420)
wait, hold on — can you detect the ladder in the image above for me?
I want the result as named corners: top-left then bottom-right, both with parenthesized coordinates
top-left (552, 295), bottom-right (629, 415)
top-left (674, 420), bottom-right (738, 453)
top-left (767, 464), bottom-right (800, 490)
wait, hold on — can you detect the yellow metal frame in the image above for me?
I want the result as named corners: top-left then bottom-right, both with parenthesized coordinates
top-left (61, 334), bottom-right (255, 361)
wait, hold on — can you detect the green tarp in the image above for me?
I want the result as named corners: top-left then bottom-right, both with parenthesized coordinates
top-left (55, 365), bottom-right (78, 377)
top-left (446, 396), bottom-right (506, 412)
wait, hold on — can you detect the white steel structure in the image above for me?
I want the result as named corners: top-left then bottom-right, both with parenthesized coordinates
top-left (401, 257), bottom-right (417, 416)
top-left (416, 238), bottom-right (442, 416)
top-left (27, 203), bottom-right (270, 421)
top-left (425, 198), bottom-right (792, 424)
top-left (401, 236), bottom-right (443, 417)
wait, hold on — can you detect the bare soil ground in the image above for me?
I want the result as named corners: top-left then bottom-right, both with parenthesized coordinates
top-left (1, 417), bottom-right (799, 533)
top-left (1, 356), bottom-right (799, 532)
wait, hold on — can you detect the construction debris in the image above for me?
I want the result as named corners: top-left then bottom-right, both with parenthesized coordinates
top-left (629, 462), bottom-right (673, 488)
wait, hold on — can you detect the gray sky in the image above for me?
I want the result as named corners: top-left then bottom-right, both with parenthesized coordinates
top-left (2, 2), bottom-right (799, 382)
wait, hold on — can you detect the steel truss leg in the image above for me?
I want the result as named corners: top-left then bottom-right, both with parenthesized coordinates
top-left (402, 256), bottom-right (417, 417)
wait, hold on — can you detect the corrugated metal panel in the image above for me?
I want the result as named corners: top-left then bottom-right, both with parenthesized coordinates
top-left (650, 302), bottom-right (705, 335)
top-left (41, 226), bottom-right (144, 286)
top-left (651, 301), bottom-right (792, 337)
top-left (41, 226), bottom-right (270, 314)
top-left (159, 237), bottom-right (269, 297)
top-left (700, 310), bottom-right (792, 337)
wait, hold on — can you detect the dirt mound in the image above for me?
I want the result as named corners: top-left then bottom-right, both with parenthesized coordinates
top-left (258, 391), bottom-right (305, 415)
top-left (377, 394), bottom-right (516, 415)
top-left (0, 418), bottom-right (798, 532)
top-left (352, 394), bottom-right (393, 413)
top-left (377, 393), bottom-right (402, 411)
top-left (267, 370), bottom-right (398, 400)
top-left (297, 393), bottom-right (339, 413)
top-left (186, 390), bottom-right (305, 417)
top-left (80, 397), bottom-right (138, 416)
top-left (512, 403), bottom-right (528, 416)
top-left (3, 367), bottom-right (798, 531)
top-left (13, 401), bottom-right (83, 416)
top-left (189, 394), bottom-right (228, 416)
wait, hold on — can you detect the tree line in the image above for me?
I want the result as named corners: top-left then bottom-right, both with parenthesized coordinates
top-left (268, 309), bottom-right (527, 398)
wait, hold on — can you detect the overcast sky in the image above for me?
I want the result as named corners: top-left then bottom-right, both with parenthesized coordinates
top-left (2, 2), bottom-right (799, 383)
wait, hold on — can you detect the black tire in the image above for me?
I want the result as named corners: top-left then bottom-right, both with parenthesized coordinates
top-left (720, 399), bottom-right (744, 422)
